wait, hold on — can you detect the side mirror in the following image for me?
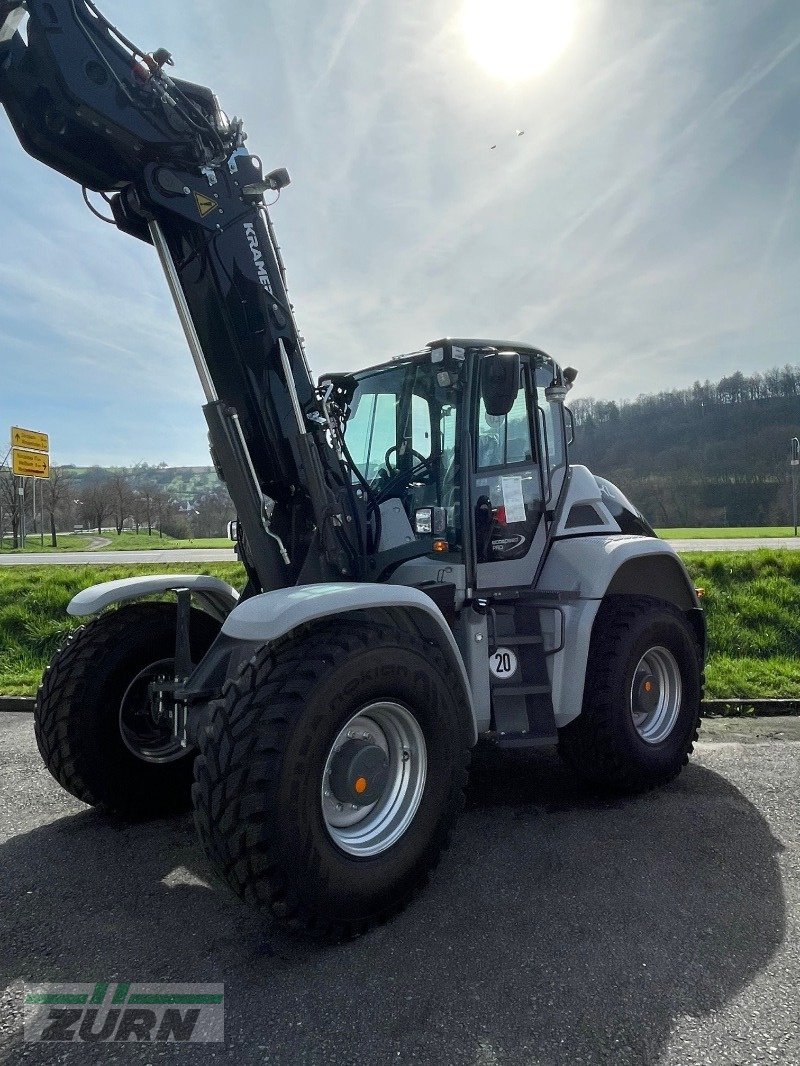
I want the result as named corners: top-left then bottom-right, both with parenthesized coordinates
top-left (480, 351), bottom-right (520, 416)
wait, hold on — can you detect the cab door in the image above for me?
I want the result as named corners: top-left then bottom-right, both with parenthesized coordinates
top-left (473, 356), bottom-right (556, 591)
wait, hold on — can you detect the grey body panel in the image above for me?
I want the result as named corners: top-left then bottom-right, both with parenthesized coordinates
top-left (68, 575), bottom-right (240, 622)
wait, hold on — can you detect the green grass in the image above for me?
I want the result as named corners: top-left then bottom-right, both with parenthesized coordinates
top-left (658, 526), bottom-right (798, 539)
top-left (0, 532), bottom-right (232, 554)
top-left (0, 563), bottom-right (244, 696)
top-left (0, 535), bottom-right (94, 554)
top-left (682, 551), bottom-right (800, 698)
top-left (2, 551), bottom-right (800, 701)
top-left (97, 532), bottom-right (233, 551)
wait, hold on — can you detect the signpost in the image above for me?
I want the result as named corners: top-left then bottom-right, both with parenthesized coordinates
top-left (791, 437), bottom-right (799, 537)
top-left (8, 426), bottom-right (50, 548)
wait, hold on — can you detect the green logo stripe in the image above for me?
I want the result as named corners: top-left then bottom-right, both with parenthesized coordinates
top-left (127, 994), bottom-right (224, 1005)
top-left (25, 994), bottom-right (89, 1005)
top-left (91, 983), bottom-right (108, 1005)
top-left (111, 983), bottom-right (130, 1005)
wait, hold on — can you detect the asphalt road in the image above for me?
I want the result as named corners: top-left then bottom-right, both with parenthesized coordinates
top-left (1, 537), bottom-right (799, 566)
top-left (1, 715), bottom-right (798, 1064)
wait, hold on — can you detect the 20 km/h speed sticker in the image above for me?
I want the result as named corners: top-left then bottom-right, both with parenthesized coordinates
top-left (489, 647), bottom-right (518, 679)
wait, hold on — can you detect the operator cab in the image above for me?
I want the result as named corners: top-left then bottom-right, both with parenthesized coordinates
top-left (339, 338), bottom-right (576, 587)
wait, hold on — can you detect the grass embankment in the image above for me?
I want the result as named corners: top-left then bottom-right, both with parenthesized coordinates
top-left (97, 533), bottom-right (233, 551)
top-left (0, 551), bottom-right (798, 700)
top-left (657, 527), bottom-right (798, 539)
top-left (0, 563), bottom-right (244, 695)
top-left (0, 533), bottom-right (232, 553)
top-left (688, 551), bottom-right (800, 699)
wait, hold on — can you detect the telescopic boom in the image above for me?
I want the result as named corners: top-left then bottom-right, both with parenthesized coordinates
top-left (0, 0), bottom-right (368, 590)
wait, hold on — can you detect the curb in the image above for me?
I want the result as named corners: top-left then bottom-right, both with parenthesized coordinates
top-left (1, 696), bottom-right (799, 716)
top-left (702, 698), bottom-right (800, 717)
top-left (0, 697), bottom-right (35, 712)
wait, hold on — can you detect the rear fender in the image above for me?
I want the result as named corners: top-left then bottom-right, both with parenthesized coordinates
top-left (538, 536), bottom-right (702, 728)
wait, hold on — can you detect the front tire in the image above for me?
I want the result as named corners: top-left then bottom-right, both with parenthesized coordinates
top-left (34, 601), bottom-right (220, 817)
top-left (559, 596), bottom-right (702, 792)
top-left (192, 621), bottom-right (471, 940)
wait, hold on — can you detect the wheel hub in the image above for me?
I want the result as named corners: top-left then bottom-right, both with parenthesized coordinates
top-left (321, 704), bottom-right (427, 858)
top-left (328, 739), bottom-right (389, 807)
top-left (630, 646), bottom-right (682, 745)
top-left (635, 674), bottom-right (660, 716)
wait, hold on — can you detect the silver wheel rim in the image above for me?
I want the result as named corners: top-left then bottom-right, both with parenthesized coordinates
top-left (119, 659), bottom-right (188, 765)
top-left (630, 646), bottom-right (682, 744)
top-left (321, 701), bottom-right (427, 858)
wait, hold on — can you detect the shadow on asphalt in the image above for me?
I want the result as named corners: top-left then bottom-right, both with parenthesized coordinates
top-left (0, 751), bottom-right (785, 1064)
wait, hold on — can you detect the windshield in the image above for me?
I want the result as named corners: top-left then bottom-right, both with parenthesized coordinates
top-left (345, 359), bottom-right (462, 551)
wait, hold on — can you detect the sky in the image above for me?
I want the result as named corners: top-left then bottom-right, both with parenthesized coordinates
top-left (1, 0), bottom-right (800, 465)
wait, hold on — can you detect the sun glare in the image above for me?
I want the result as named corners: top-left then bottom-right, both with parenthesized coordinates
top-left (461, 0), bottom-right (576, 83)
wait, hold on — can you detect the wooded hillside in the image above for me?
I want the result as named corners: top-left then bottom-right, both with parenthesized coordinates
top-left (569, 366), bottom-right (800, 526)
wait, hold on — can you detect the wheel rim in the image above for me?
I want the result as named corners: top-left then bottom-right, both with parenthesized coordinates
top-left (119, 659), bottom-right (188, 765)
top-left (630, 646), bottom-right (682, 744)
top-left (320, 701), bottom-right (427, 858)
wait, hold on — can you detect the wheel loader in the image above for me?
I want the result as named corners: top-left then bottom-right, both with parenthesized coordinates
top-left (0, 1), bottom-right (704, 939)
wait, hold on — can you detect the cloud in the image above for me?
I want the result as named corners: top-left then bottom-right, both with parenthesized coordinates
top-left (1, 0), bottom-right (800, 464)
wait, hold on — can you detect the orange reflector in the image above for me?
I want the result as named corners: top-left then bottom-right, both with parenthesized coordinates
top-left (695, 587), bottom-right (705, 599)
top-left (354, 777), bottom-right (368, 794)
top-left (644, 681), bottom-right (653, 692)
top-left (433, 539), bottom-right (449, 552)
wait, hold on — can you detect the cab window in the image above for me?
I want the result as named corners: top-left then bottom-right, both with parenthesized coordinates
top-left (474, 363), bottom-right (543, 563)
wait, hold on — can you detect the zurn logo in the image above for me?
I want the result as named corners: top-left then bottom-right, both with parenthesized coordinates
top-left (243, 222), bottom-right (273, 292)
top-left (24, 983), bottom-right (224, 1043)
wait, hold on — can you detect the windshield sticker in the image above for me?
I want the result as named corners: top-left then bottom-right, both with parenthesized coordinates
top-left (501, 476), bottom-right (526, 524)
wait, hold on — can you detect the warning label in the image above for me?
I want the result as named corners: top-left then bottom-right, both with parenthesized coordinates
top-left (194, 192), bottom-right (217, 218)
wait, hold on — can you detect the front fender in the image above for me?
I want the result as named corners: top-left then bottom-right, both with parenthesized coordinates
top-left (221, 582), bottom-right (477, 745)
top-left (68, 574), bottom-right (240, 622)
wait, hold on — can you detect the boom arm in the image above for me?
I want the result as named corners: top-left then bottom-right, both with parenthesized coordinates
top-left (0, 0), bottom-right (367, 590)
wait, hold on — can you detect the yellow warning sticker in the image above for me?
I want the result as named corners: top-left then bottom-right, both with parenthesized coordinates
top-left (194, 191), bottom-right (217, 218)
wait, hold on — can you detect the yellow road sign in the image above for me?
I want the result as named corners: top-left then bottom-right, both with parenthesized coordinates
top-left (10, 426), bottom-right (49, 452)
top-left (12, 448), bottom-right (50, 479)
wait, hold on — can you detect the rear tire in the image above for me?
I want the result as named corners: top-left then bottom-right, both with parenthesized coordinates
top-left (558, 596), bottom-right (702, 792)
top-left (34, 601), bottom-right (220, 817)
top-left (192, 620), bottom-right (471, 940)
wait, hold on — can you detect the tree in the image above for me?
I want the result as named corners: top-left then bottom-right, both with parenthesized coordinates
top-left (133, 481), bottom-right (160, 536)
top-left (192, 488), bottom-right (234, 538)
top-left (0, 468), bottom-right (22, 548)
top-left (42, 466), bottom-right (72, 547)
top-left (107, 470), bottom-right (135, 535)
top-left (80, 478), bottom-right (112, 536)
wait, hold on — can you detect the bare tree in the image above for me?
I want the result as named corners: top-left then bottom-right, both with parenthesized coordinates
top-left (192, 487), bottom-right (234, 538)
top-left (0, 468), bottom-right (22, 548)
top-left (135, 481), bottom-right (160, 536)
top-left (107, 471), bottom-right (135, 535)
top-left (80, 478), bottom-right (112, 536)
top-left (42, 466), bottom-right (73, 547)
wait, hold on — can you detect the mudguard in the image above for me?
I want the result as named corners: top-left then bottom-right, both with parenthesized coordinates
top-left (537, 535), bottom-right (700, 729)
top-left (68, 575), bottom-right (240, 622)
top-left (221, 582), bottom-right (478, 744)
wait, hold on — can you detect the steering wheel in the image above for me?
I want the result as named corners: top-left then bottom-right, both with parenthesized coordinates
top-left (384, 445), bottom-right (431, 475)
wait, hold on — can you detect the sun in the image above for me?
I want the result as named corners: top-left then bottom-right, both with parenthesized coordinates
top-left (461, 0), bottom-right (577, 83)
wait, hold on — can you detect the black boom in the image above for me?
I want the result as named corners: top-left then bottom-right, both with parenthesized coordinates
top-left (0, 0), bottom-right (368, 589)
